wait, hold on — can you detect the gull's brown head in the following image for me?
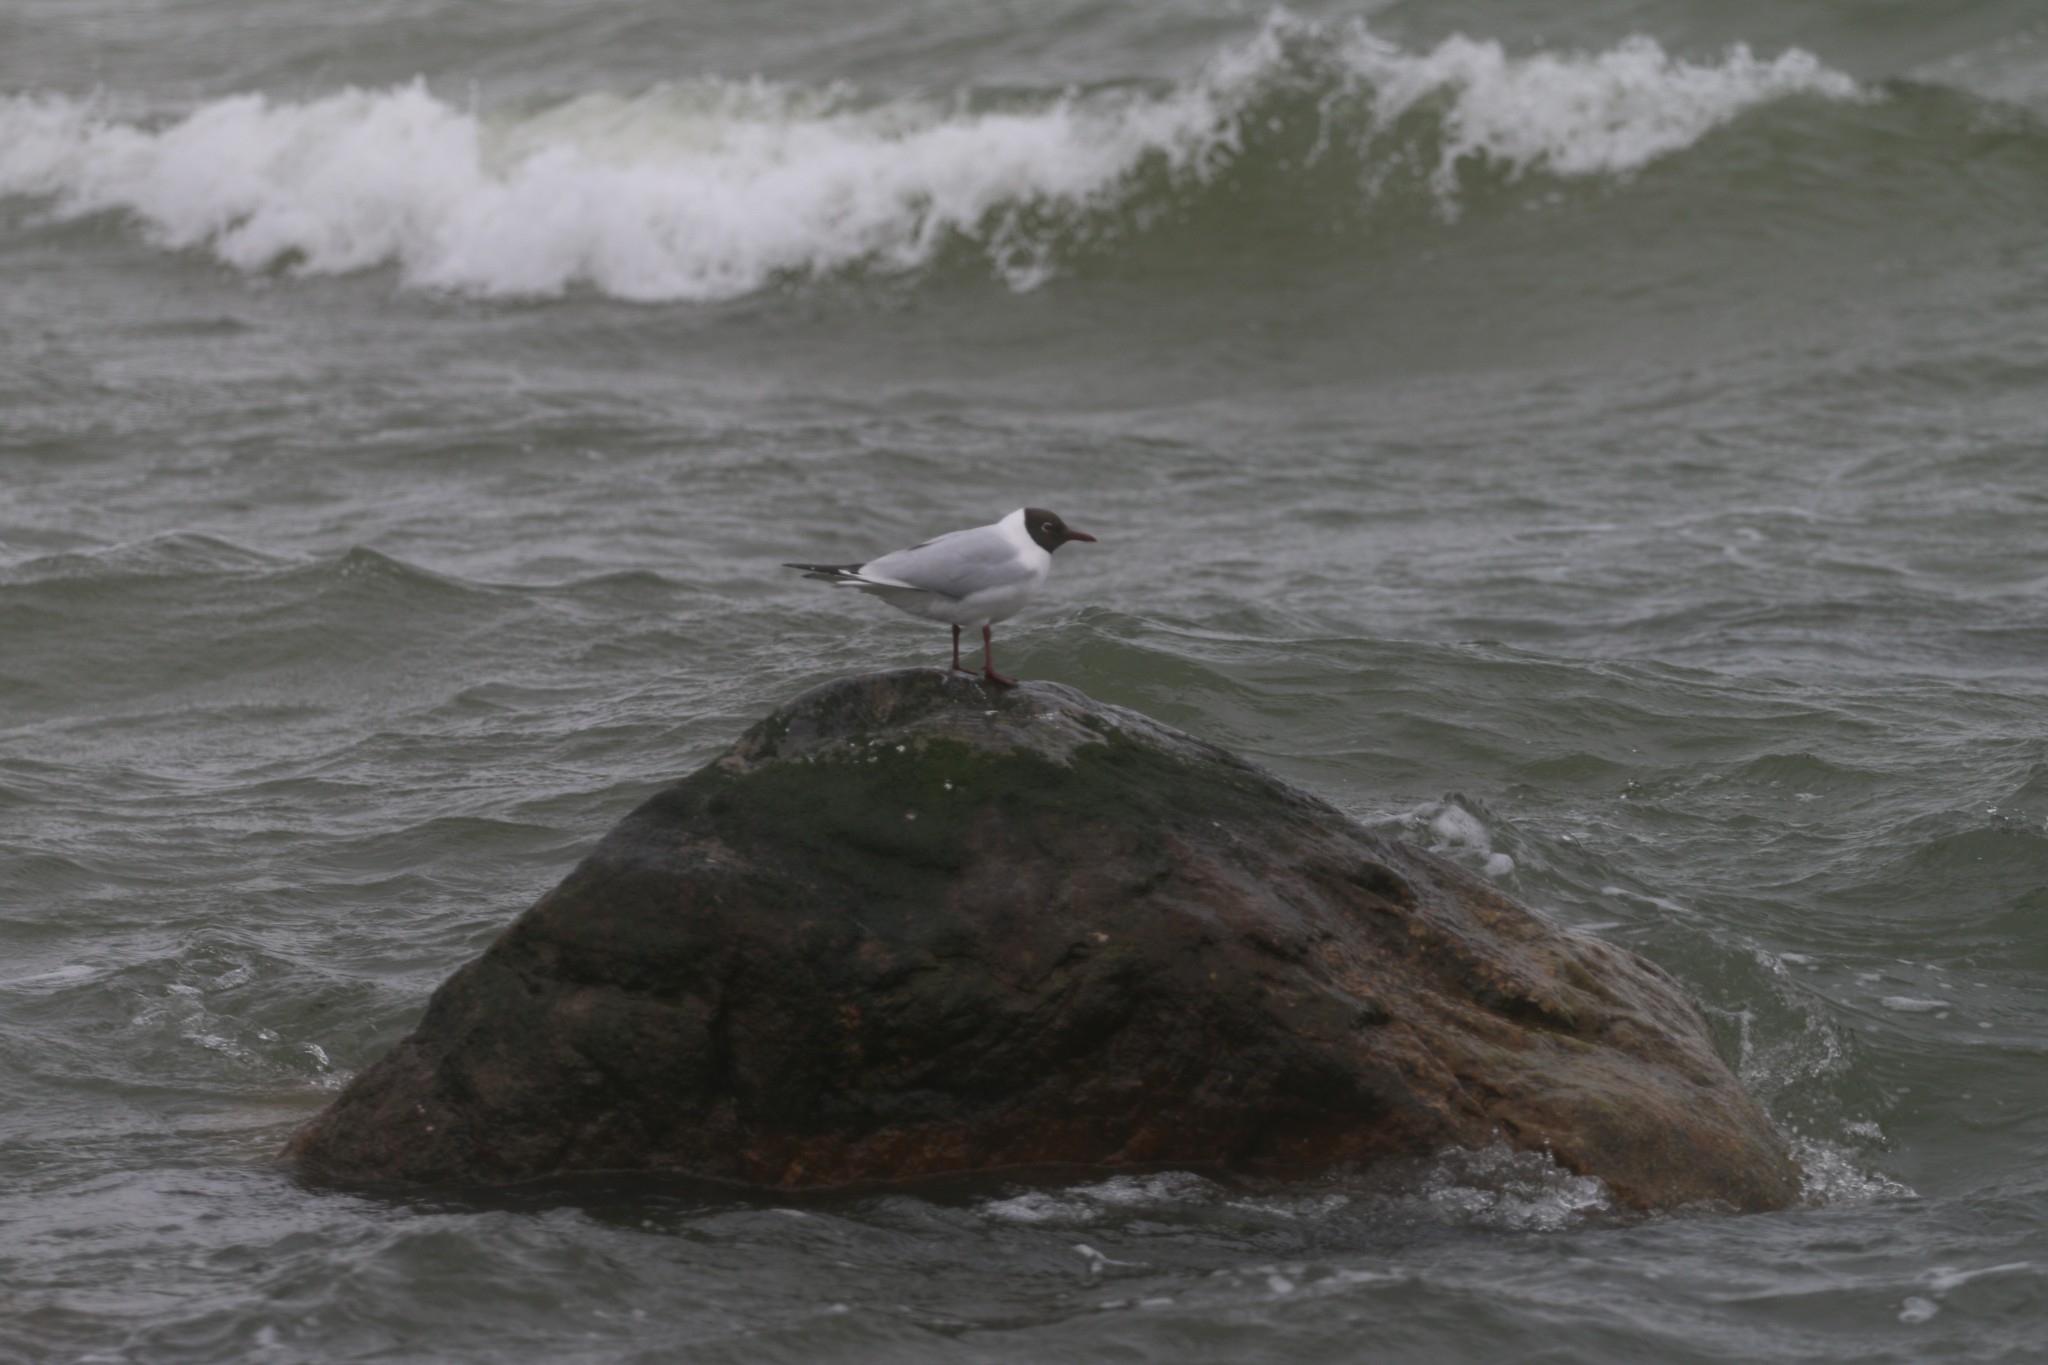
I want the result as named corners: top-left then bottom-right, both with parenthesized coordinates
top-left (1023, 508), bottom-right (1097, 553)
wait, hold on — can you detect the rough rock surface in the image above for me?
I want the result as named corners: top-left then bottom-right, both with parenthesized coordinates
top-left (282, 669), bottom-right (1801, 1211)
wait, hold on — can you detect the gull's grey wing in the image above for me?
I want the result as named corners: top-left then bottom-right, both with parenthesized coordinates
top-left (858, 525), bottom-right (1025, 600)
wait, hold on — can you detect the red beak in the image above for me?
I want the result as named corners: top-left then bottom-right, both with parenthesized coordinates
top-left (1065, 530), bottom-right (1097, 543)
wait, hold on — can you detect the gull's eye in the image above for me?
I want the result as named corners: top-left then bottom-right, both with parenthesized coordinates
top-left (1041, 522), bottom-right (1054, 533)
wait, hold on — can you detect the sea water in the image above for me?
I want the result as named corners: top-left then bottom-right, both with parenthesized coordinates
top-left (4, 2), bottom-right (2046, 1360)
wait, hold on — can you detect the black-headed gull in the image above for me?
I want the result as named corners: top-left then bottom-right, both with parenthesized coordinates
top-left (785, 507), bottom-right (1097, 687)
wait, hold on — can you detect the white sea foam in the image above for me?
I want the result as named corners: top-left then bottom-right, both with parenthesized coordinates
top-left (1895, 1263), bottom-right (2040, 1325)
top-left (0, 963), bottom-right (106, 993)
top-left (0, 76), bottom-right (1230, 300)
top-left (1428, 803), bottom-right (1491, 851)
top-left (980, 1171), bottom-right (1218, 1225)
top-left (1379, 798), bottom-right (1516, 880)
top-left (1404, 1143), bottom-right (1616, 1230)
top-left (1337, 29), bottom-right (1861, 203)
top-left (1925, 1261), bottom-right (2037, 1293)
top-left (1790, 1137), bottom-right (1915, 1207)
top-left (0, 16), bottom-right (1860, 300)
top-left (977, 1146), bottom-right (1613, 1234)
top-left (1880, 996), bottom-right (1951, 1013)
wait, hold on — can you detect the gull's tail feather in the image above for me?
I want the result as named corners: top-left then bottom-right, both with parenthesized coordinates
top-left (784, 561), bottom-right (865, 582)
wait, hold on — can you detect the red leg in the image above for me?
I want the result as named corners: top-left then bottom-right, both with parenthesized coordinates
top-left (981, 625), bottom-right (1017, 688)
top-left (950, 624), bottom-right (971, 672)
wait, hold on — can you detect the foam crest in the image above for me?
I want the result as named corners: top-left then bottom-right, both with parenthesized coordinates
top-left (1340, 29), bottom-right (1862, 202)
top-left (0, 76), bottom-right (1232, 300)
top-left (0, 15), bottom-right (1861, 299)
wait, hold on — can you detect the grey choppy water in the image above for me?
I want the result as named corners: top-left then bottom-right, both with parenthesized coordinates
top-left (4, 1), bottom-right (2048, 1361)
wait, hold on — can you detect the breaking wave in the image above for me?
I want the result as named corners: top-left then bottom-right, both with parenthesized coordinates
top-left (0, 14), bottom-right (1862, 301)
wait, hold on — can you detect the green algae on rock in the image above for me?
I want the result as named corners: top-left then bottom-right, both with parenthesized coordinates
top-left (281, 669), bottom-right (1801, 1212)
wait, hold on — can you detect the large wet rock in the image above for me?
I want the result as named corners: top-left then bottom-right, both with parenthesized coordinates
top-left (283, 670), bottom-right (1800, 1211)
